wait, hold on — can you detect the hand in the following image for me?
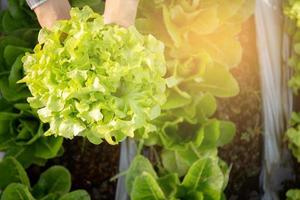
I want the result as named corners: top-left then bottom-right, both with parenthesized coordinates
top-left (33, 0), bottom-right (71, 29)
top-left (104, 0), bottom-right (140, 27)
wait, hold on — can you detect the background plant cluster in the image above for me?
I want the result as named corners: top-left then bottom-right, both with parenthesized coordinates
top-left (283, 0), bottom-right (300, 199)
top-left (123, 1), bottom-right (254, 199)
top-left (0, 0), bottom-right (255, 200)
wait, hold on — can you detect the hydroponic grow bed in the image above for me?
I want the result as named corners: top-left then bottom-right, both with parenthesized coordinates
top-left (2, 0), bottom-right (300, 200)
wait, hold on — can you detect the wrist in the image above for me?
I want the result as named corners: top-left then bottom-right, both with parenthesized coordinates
top-left (104, 0), bottom-right (139, 27)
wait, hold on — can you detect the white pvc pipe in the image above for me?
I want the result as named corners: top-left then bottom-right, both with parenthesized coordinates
top-left (255, 0), bottom-right (294, 199)
top-left (115, 139), bottom-right (137, 200)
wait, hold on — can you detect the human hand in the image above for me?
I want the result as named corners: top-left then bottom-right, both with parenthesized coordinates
top-left (33, 0), bottom-right (71, 29)
top-left (104, 0), bottom-right (140, 27)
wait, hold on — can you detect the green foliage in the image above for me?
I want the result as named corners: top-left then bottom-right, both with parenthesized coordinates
top-left (137, 0), bottom-right (253, 106)
top-left (283, 2), bottom-right (300, 199)
top-left (0, 157), bottom-right (30, 190)
top-left (0, 1), bottom-right (254, 199)
top-left (0, 0), bottom-right (63, 168)
top-left (70, 0), bottom-right (105, 13)
top-left (284, 0), bottom-right (300, 94)
top-left (32, 166), bottom-right (71, 198)
top-left (134, 0), bottom-right (253, 148)
top-left (127, 155), bottom-right (229, 200)
top-left (0, 0), bottom-right (38, 33)
top-left (287, 189), bottom-right (300, 200)
top-left (286, 112), bottom-right (300, 162)
top-left (125, 1), bottom-right (253, 199)
top-left (20, 6), bottom-right (167, 145)
top-left (0, 157), bottom-right (90, 200)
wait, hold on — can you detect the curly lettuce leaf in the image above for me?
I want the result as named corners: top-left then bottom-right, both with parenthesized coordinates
top-left (20, 6), bottom-right (167, 144)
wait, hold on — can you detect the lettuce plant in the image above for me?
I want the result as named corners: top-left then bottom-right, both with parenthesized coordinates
top-left (284, 0), bottom-right (300, 94)
top-left (134, 0), bottom-right (254, 147)
top-left (122, 1), bottom-right (254, 199)
top-left (20, 6), bottom-right (167, 145)
top-left (287, 189), bottom-right (300, 200)
top-left (0, 98), bottom-right (63, 168)
top-left (0, 0), bottom-right (64, 168)
top-left (286, 113), bottom-right (300, 162)
top-left (126, 155), bottom-right (229, 200)
top-left (0, 157), bottom-right (90, 200)
top-left (283, 1), bottom-right (300, 199)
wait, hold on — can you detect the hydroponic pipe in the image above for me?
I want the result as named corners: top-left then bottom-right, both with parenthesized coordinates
top-left (115, 139), bottom-right (136, 200)
top-left (255, 0), bottom-right (294, 199)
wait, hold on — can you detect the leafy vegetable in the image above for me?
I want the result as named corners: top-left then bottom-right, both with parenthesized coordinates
top-left (127, 155), bottom-right (229, 200)
top-left (133, 0), bottom-right (253, 147)
top-left (0, 98), bottom-right (63, 168)
top-left (20, 6), bottom-right (167, 145)
top-left (0, 183), bottom-right (35, 200)
top-left (0, 157), bottom-right (30, 190)
top-left (0, 3), bottom-right (63, 168)
top-left (126, 1), bottom-right (253, 199)
top-left (284, 0), bottom-right (300, 94)
top-left (286, 112), bottom-right (300, 162)
top-left (0, 157), bottom-right (90, 200)
top-left (287, 189), bottom-right (300, 200)
top-left (283, 2), bottom-right (300, 198)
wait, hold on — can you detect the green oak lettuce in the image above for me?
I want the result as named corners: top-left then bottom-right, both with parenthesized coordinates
top-left (20, 6), bottom-right (167, 145)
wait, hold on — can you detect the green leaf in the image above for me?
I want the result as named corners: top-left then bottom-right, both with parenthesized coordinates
top-left (58, 190), bottom-right (91, 200)
top-left (157, 173), bottom-right (180, 198)
top-left (217, 121), bottom-right (236, 146)
top-left (32, 166), bottom-right (71, 198)
top-left (0, 78), bottom-right (30, 102)
top-left (4, 45), bottom-right (29, 66)
top-left (196, 64), bottom-right (239, 97)
top-left (9, 55), bottom-right (24, 88)
top-left (0, 111), bottom-right (21, 120)
top-left (70, 0), bottom-right (105, 13)
top-left (197, 120), bottom-right (220, 150)
top-left (2, 11), bottom-right (24, 32)
top-left (34, 136), bottom-right (63, 159)
top-left (0, 36), bottom-right (29, 66)
top-left (40, 194), bottom-right (60, 200)
top-left (0, 157), bottom-right (30, 190)
top-left (5, 146), bottom-right (36, 168)
top-left (0, 183), bottom-right (35, 200)
top-left (161, 149), bottom-right (191, 177)
top-left (162, 90), bottom-right (191, 110)
top-left (131, 172), bottom-right (166, 200)
top-left (195, 93), bottom-right (217, 123)
top-left (0, 129), bottom-right (14, 150)
top-left (182, 157), bottom-right (225, 200)
top-left (126, 155), bottom-right (157, 193)
top-left (287, 189), bottom-right (300, 200)
top-left (8, 0), bottom-right (27, 19)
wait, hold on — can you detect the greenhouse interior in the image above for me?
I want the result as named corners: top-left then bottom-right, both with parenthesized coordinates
top-left (2, 0), bottom-right (300, 200)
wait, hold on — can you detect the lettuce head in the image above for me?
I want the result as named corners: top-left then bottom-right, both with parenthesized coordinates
top-left (20, 6), bottom-right (167, 145)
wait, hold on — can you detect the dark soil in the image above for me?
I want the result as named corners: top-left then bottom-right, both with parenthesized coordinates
top-left (27, 138), bottom-right (120, 200)
top-left (216, 17), bottom-right (263, 200)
